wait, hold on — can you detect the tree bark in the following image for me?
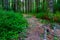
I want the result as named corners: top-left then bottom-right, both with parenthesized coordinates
top-left (28, 0), bottom-right (33, 12)
top-left (13, 0), bottom-right (18, 11)
top-left (35, 0), bottom-right (40, 13)
top-left (48, 0), bottom-right (54, 13)
top-left (2, 0), bottom-right (10, 10)
top-left (42, 0), bottom-right (45, 12)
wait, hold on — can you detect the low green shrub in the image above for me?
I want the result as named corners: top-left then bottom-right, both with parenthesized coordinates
top-left (54, 35), bottom-right (59, 40)
top-left (0, 10), bottom-right (28, 40)
top-left (54, 12), bottom-right (60, 23)
top-left (36, 12), bottom-right (60, 23)
top-left (36, 12), bottom-right (45, 19)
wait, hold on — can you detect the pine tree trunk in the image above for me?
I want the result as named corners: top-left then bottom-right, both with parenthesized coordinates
top-left (42, 0), bottom-right (45, 12)
top-left (3, 0), bottom-right (10, 10)
top-left (35, 0), bottom-right (40, 13)
top-left (25, 0), bottom-right (28, 13)
top-left (48, 0), bottom-right (54, 13)
top-left (13, 0), bottom-right (18, 11)
top-left (0, 0), bottom-right (2, 8)
top-left (28, 0), bottom-right (33, 12)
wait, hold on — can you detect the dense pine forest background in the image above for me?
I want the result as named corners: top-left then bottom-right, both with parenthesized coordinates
top-left (0, 0), bottom-right (60, 13)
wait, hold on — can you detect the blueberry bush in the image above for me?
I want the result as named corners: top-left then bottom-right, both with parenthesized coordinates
top-left (0, 10), bottom-right (28, 40)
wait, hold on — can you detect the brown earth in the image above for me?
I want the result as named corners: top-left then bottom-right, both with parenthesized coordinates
top-left (23, 14), bottom-right (59, 40)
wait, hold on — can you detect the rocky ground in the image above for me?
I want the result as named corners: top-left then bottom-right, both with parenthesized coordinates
top-left (23, 14), bottom-right (60, 40)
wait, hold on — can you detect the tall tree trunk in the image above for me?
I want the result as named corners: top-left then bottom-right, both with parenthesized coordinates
top-left (2, 0), bottom-right (10, 10)
top-left (48, 0), bottom-right (54, 13)
top-left (25, 0), bottom-right (28, 13)
top-left (13, 0), bottom-right (18, 11)
top-left (57, 0), bottom-right (60, 11)
top-left (42, 0), bottom-right (45, 12)
top-left (0, 0), bottom-right (2, 8)
top-left (35, 0), bottom-right (40, 13)
top-left (28, 0), bottom-right (33, 12)
top-left (43, 0), bottom-right (48, 13)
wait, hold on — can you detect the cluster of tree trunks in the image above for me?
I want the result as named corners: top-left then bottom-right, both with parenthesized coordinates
top-left (1, 0), bottom-right (18, 11)
top-left (1, 0), bottom-right (54, 13)
top-left (25, 0), bottom-right (33, 13)
top-left (2, 0), bottom-right (10, 10)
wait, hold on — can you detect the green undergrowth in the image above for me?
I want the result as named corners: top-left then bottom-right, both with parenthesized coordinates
top-left (36, 12), bottom-right (60, 23)
top-left (0, 10), bottom-right (28, 40)
top-left (35, 12), bottom-right (60, 29)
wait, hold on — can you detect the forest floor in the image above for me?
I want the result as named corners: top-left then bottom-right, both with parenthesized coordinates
top-left (23, 14), bottom-right (44, 40)
top-left (23, 14), bottom-right (60, 40)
